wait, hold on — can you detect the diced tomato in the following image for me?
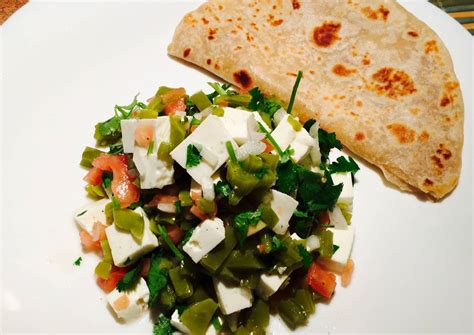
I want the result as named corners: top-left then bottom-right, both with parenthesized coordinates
top-left (263, 139), bottom-right (274, 153)
top-left (160, 88), bottom-right (186, 104)
top-left (318, 211), bottom-right (330, 226)
top-left (134, 124), bottom-right (154, 148)
top-left (164, 97), bottom-right (186, 115)
top-left (190, 190), bottom-right (202, 201)
top-left (84, 167), bottom-right (103, 186)
top-left (79, 230), bottom-right (101, 252)
top-left (147, 194), bottom-right (179, 207)
top-left (140, 258), bottom-right (151, 278)
top-left (91, 222), bottom-right (107, 242)
top-left (166, 225), bottom-right (184, 245)
top-left (306, 261), bottom-right (337, 299)
top-left (91, 155), bottom-right (139, 208)
top-left (190, 204), bottom-right (208, 221)
top-left (218, 100), bottom-right (229, 107)
top-left (341, 259), bottom-right (354, 287)
top-left (96, 267), bottom-right (127, 293)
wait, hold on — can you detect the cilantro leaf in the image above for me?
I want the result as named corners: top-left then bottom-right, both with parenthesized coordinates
top-left (254, 167), bottom-right (268, 180)
top-left (271, 236), bottom-right (285, 252)
top-left (318, 129), bottom-right (342, 162)
top-left (211, 315), bottom-right (222, 331)
top-left (248, 87), bottom-right (283, 117)
top-left (153, 314), bottom-right (172, 335)
top-left (333, 244), bottom-right (340, 253)
top-left (73, 257), bottom-right (82, 266)
top-left (102, 171), bottom-right (113, 189)
top-left (297, 244), bottom-right (313, 269)
top-left (147, 253), bottom-right (169, 307)
top-left (186, 144), bottom-right (202, 168)
top-left (303, 119), bottom-right (316, 132)
top-left (327, 156), bottom-right (360, 175)
top-left (293, 220), bottom-right (312, 238)
top-left (215, 180), bottom-right (232, 198)
top-left (108, 141), bottom-right (124, 154)
top-left (234, 209), bottom-right (263, 246)
top-left (76, 210), bottom-right (87, 217)
top-left (181, 228), bottom-right (195, 245)
top-left (157, 224), bottom-right (184, 261)
top-left (276, 160), bottom-right (299, 197)
top-left (117, 266), bottom-right (140, 292)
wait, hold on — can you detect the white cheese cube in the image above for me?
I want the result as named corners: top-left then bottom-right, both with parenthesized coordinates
top-left (183, 218), bottom-right (225, 263)
top-left (328, 206), bottom-right (348, 230)
top-left (214, 279), bottom-right (253, 315)
top-left (121, 119), bottom-right (138, 154)
top-left (220, 107), bottom-right (269, 145)
top-left (290, 232), bottom-right (302, 241)
top-left (331, 172), bottom-right (354, 205)
top-left (133, 147), bottom-right (174, 189)
top-left (106, 277), bottom-right (150, 322)
top-left (74, 198), bottom-right (110, 233)
top-left (270, 190), bottom-right (299, 235)
top-left (171, 116), bottom-right (235, 185)
top-left (328, 226), bottom-right (355, 267)
top-left (256, 272), bottom-right (289, 300)
top-left (306, 235), bottom-right (320, 252)
top-left (328, 148), bottom-right (348, 162)
top-left (105, 208), bottom-right (159, 267)
top-left (171, 309), bottom-right (190, 334)
top-left (271, 115), bottom-right (315, 162)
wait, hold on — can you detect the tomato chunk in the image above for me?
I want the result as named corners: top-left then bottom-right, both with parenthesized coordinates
top-left (91, 155), bottom-right (139, 208)
top-left (79, 230), bottom-right (101, 252)
top-left (84, 167), bottom-right (103, 186)
top-left (306, 261), bottom-right (337, 299)
top-left (166, 225), bottom-right (184, 245)
top-left (97, 267), bottom-right (127, 293)
top-left (164, 97), bottom-right (186, 115)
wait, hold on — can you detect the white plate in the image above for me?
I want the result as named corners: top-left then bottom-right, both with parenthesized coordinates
top-left (1, 0), bottom-right (472, 334)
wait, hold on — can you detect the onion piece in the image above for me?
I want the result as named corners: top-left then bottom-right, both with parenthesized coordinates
top-left (201, 176), bottom-right (215, 201)
top-left (273, 108), bottom-right (288, 126)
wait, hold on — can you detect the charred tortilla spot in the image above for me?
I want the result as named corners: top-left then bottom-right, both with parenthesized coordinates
top-left (370, 67), bottom-right (417, 99)
top-left (183, 48), bottom-right (191, 58)
top-left (362, 5), bottom-right (390, 21)
top-left (362, 54), bottom-right (371, 65)
top-left (201, 17), bottom-right (209, 25)
top-left (214, 63), bottom-right (220, 70)
top-left (313, 22), bottom-right (341, 48)
top-left (292, 0), bottom-right (301, 9)
top-left (208, 28), bottom-right (218, 40)
top-left (233, 70), bottom-right (253, 89)
top-left (408, 31), bottom-right (419, 37)
top-left (218, 4), bottom-right (223, 10)
top-left (355, 132), bottom-right (365, 141)
top-left (437, 144), bottom-right (452, 160)
top-left (423, 178), bottom-right (433, 186)
top-left (386, 123), bottom-right (415, 144)
top-left (418, 131), bottom-right (430, 142)
top-left (332, 64), bottom-right (356, 77)
top-left (356, 100), bottom-right (363, 107)
top-left (410, 108), bottom-right (420, 115)
top-left (309, 70), bottom-right (315, 75)
top-left (424, 40), bottom-right (439, 54)
top-left (206, 59), bottom-right (212, 65)
top-left (272, 19), bottom-right (284, 26)
top-left (287, 72), bottom-right (298, 77)
top-left (246, 32), bottom-right (254, 42)
top-left (440, 95), bottom-right (451, 107)
top-left (431, 155), bottom-right (444, 169)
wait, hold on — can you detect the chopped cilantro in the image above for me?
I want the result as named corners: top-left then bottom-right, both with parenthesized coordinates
top-left (157, 224), bottom-right (184, 261)
top-left (117, 266), bottom-right (140, 292)
top-left (318, 129), bottom-right (342, 162)
top-left (175, 200), bottom-right (182, 214)
top-left (186, 144), bottom-right (202, 168)
top-left (147, 253), bottom-right (169, 307)
top-left (327, 156), bottom-right (360, 175)
top-left (153, 314), bottom-right (172, 335)
top-left (108, 141), bottom-right (124, 154)
top-left (102, 171), bottom-right (113, 189)
top-left (255, 167), bottom-right (268, 180)
top-left (248, 87), bottom-right (283, 117)
top-left (128, 201), bottom-right (143, 210)
top-left (303, 119), bottom-right (316, 132)
top-left (207, 82), bottom-right (230, 99)
top-left (124, 257), bottom-right (132, 266)
top-left (293, 210), bottom-right (308, 218)
top-left (214, 180), bottom-right (232, 198)
top-left (111, 196), bottom-right (120, 209)
top-left (234, 209), bottom-right (263, 246)
top-left (76, 210), bottom-right (87, 217)
top-left (271, 236), bottom-right (285, 252)
top-left (190, 116), bottom-right (201, 126)
top-left (147, 140), bottom-right (155, 156)
top-left (73, 257), bottom-right (82, 266)
top-left (333, 244), bottom-right (340, 253)
top-left (211, 315), bottom-right (222, 331)
top-left (297, 244), bottom-right (313, 269)
top-left (276, 160), bottom-right (299, 197)
top-left (176, 304), bottom-right (188, 315)
top-left (181, 228), bottom-right (194, 245)
top-left (294, 220), bottom-right (312, 238)
top-left (286, 71), bottom-right (303, 115)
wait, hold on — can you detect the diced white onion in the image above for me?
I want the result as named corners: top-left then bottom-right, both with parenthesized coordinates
top-left (236, 141), bottom-right (266, 161)
top-left (309, 120), bottom-right (320, 138)
top-left (197, 144), bottom-right (219, 168)
top-left (273, 108), bottom-right (288, 126)
top-left (247, 115), bottom-right (265, 142)
top-left (157, 203), bottom-right (177, 214)
top-left (201, 176), bottom-right (215, 201)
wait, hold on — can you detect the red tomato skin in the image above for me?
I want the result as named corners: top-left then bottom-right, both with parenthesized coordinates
top-left (166, 225), bottom-right (184, 245)
top-left (97, 267), bottom-right (127, 293)
top-left (306, 261), bottom-right (337, 299)
top-left (164, 97), bottom-right (186, 115)
top-left (84, 167), bottom-right (103, 186)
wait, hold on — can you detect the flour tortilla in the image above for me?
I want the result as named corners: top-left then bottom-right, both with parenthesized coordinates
top-left (168, 0), bottom-right (464, 199)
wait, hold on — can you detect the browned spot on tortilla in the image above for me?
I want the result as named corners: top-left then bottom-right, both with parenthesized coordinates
top-left (183, 48), bottom-right (191, 58)
top-left (355, 132), bottom-right (365, 141)
top-left (350, 111), bottom-right (359, 117)
top-left (184, 13), bottom-right (197, 26)
top-left (407, 31), bottom-right (419, 38)
top-left (201, 17), bottom-right (209, 25)
top-left (292, 0), bottom-right (301, 9)
top-left (246, 32), bottom-right (254, 42)
top-left (309, 70), bottom-right (315, 75)
top-left (250, 22), bottom-right (259, 31)
top-left (440, 95), bottom-right (451, 107)
top-left (410, 108), bottom-right (420, 115)
top-left (218, 4), bottom-right (223, 10)
top-left (362, 54), bottom-right (371, 65)
top-left (272, 19), bottom-right (284, 26)
top-left (231, 30), bottom-right (238, 35)
top-left (312, 22), bottom-right (341, 48)
top-left (362, 5), bottom-right (390, 21)
top-left (445, 116), bottom-right (451, 123)
top-left (208, 28), bottom-right (218, 40)
top-left (214, 63), bottom-right (220, 70)
top-left (423, 178), bottom-right (433, 186)
top-left (206, 59), bottom-right (212, 65)
top-left (386, 123), bottom-right (415, 144)
top-left (332, 64), bottom-right (356, 77)
top-left (233, 70), bottom-right (253, 89)
top-left (431, 155), bottom-right (444, 169)
top-left (236, 25), bottom-right (243, 30)
top-left (437, 144), bottom-right (452, 160)
top-left (418, 131), bottom-right (430, 142)
top-left (237, 16), bottom-right (242, 21)
top-left (264, 45), bottom-right (270, 51)
top-left (287, 72), bottom-right (298, 77)
top-left (213, 15), bottom-right (221, 22)
top-left (356, 100), bottom-right (363, 107)
top-left (370, 67), bottom-right (417, 99)
top-left (227, 18), bottom-right (233, 22)
top-left (424, 40), bottom-right (439, 54)
top-left (445, 81), bottom-right (459, 92)
top-left (234, 46), bottom-right (242, 51)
